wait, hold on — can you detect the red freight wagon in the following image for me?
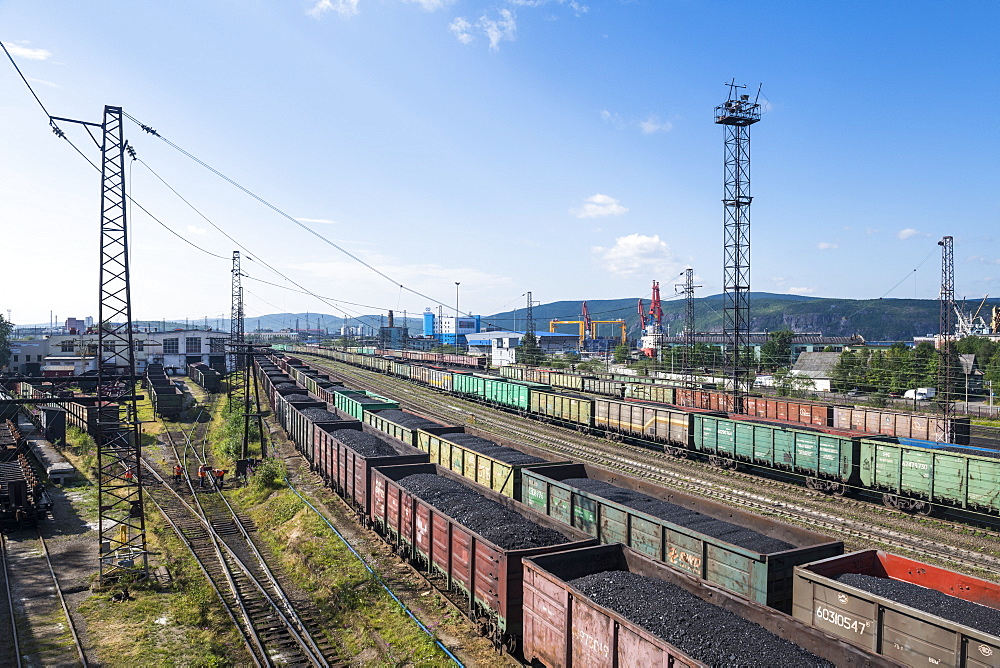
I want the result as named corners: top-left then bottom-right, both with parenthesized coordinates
top-left (371, 463), bottom-right (596, 651)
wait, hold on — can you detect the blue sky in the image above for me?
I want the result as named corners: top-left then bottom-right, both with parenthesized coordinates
top-left (2, 0), bottom-right (997, 328)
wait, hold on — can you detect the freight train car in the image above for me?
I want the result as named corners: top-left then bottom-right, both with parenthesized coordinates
top-left (523, 544), bottom-right (899, 668)
top-left (371, 463), bottom-right (597, 650)
top-left (794, 550), bottom-right (1000, 668)
top-left (521, 462), bottom-right (843, 612)
top-left (188, 362), bottom-right (222, 393)
top-left (1, 420), bottom-right (51, 530)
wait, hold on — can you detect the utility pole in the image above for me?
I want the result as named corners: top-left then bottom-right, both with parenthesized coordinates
top-left (229, 251), bottom-right (244, 374)
top-left (675, 268), bottom-right (701, 394)
top-left (938, 236), bottom-right (954, 439)
top-left (715, 80), bottom-right (762, 414)
top-left (525, 291), bottom-right (535, 336)
top-left (93, 105), bottom-right (147, 583)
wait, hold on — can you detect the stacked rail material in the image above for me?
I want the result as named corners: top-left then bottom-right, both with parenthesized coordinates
top-left (188, 362), bottom-right (222, 393)
top-left (371, 463), bottom-right (597, 645)
top-left (146, 364), bottom-right (182, 418)
top-left (859, 437), bottom-right (1000, 516)
top-left (834, 406), bottom-right (970, 445)
top-left (794, 550), bottom-right (1000, 667)
top-left (317, 427), bottom-right (425, 516)
top-left (415, 427), bottom-right (556, 499)
top-left (0, 420), bottom-right (51, 529)
top-left (364, 408), bottom-right (460, 449)
top-left (523, 544), bottom-right (899, 668)
top-left (16, 382), bottom-right (119, 438)
top-left (522, 462), bottom-right (843, 611)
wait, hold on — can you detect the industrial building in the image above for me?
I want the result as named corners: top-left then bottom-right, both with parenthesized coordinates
top-left (465, 330), bottom-right (579, 366)
top-left (422, 308), bottom-right (482, 346)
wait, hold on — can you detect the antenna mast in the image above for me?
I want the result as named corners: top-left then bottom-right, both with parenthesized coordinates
top-left (715, 80), bottom-right (762, 413)
top-left (96, 105), bottom-right (148, 583)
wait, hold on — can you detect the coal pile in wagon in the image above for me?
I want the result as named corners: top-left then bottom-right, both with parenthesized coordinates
top-left (397, 473), bottom-right (567, 550)
top-left (835, 573), bottom-right (1000, 635)
top-left (284, 394), bottom-right (320, 404)
top-left (372, 409), bottom-right (444, 430)
top-left (297, 408), bottom-right (342, 423)
top-left (570, 570), bottom-right (832, 668)
top-left (355, 395), bottom-right (389, 405)
top-left (273, 383), bottom-right (301, 391)
top-left (563, 478), bottom-right (793, 553)
top-left (331, 429), bottom-right (400, 457)
top-left (444, 433), bottom-right (546, 466)
top-left (935, 444), bottom-right (1000, 459)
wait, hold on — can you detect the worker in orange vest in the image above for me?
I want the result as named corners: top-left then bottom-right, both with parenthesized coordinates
top-left (124, 467), bottom-right (134, 483)
top-left (214, 468), bottom-right (226, 489)
top-left (173, 464), bottom-right (183, 483)
top-left (198, 464), bottom-right (208, 488)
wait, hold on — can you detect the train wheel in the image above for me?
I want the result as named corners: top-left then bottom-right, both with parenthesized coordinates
top-left (502, 634), bottom-right (518, 655)
top-left (882, 493), bottom-right (900, 509)
top-left (831, 483), bottom-right (848, 498)
top-left (805, 477), bottom-right (819, 490)
top-left (913, 499), bottom-right (934, 516)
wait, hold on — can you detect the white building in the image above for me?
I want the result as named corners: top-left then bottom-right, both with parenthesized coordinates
top-left (43, 328), bottom-right (229, 375)
top-left (465, 331), bottom-right (579, 366)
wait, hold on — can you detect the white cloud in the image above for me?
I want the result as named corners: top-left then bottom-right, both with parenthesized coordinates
top-left (508, 0), bottom-right (588, 13)
top-left (639, 115), bottom-right (673, 134)
top-left (897, 228), bottom-right (920, 240)
top-left (817, 242), bottom-right (838, 250)
top-left (449, 17), bottom-right (474, 44)
top-left (592, 233), bottom-right (679, 277)
top-left (570, 194), bottom-right (628, 219)
top-left (295, 217), bottom-right (338, 225)
top-left (5, 44), bottom-right (52, 60)
top-left (865, 227), bottom-right (879, 235)
top-left (186, 225), bottom-right (207, 236)
top-left (27, 77), bottom-right (58, 88)
top-left (308, 0), bottom-right (360, 18)
top-left (404, 0), bottom-right (455, 9)
top-left (480, 9), bottom-right (517, 51)
top-left (600, 109), bottom-right (625, 130)
top-left (967, 255), bottom-right (1000, 265)
top-left (772, 276), bottom-right (787, 286)
top-left (788, 286), bottom-right (815, 295)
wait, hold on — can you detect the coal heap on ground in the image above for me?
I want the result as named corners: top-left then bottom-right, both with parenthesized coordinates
top-left (561, 478), bottom-right (794, 553)
top-left (835, 573), bottom-right (1000, 635)
top-left (443, 433), bottom-right (546, 466)
top-left (397, 473), bottom-right (567, 550)
top-left (330, 429), bottom-right (400, 457)
top-left (570, 570), bottom-right (831, 667)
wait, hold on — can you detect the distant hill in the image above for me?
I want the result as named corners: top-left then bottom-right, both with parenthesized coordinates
top-left (482, 294), bottom-right (1000, 342)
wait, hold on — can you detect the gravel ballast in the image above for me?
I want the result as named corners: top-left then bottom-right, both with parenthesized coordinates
top-left (560, 477), bottom-right (794, 553)
top-left (570, 570), bottom-right (831, 667)
top-left (396, 472), bottom-right (568, 550)
top-left (329, 429), bottom-right (401, 457)
top-left (834, 573), bottom-right (1000, 636)
top-left (442, 433), bottom-right (546, 466)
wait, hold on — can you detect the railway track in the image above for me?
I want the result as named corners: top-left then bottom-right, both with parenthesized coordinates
top-left (304, 355), bottom-right (1000, 579)
top-left (143, 398), bottom-right (341, 667)
top-left (0, 527), bottom-right (87, 667)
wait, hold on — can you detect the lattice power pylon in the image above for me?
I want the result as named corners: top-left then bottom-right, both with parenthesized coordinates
top-left (96, 105), bottom-right (147, 583)
top-left (938, 236), bottom-right (955, 434)
top-left (675, 268), bottom-right (701, 390)
top-left (715, 81), bottom-right (762, 413)
top-left (230, 251), bottom-right (244, 374)
top-left (525, 291), bottom-right (535, 335)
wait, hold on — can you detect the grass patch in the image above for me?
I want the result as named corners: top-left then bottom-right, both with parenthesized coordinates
top-left (79, 508), bottom-right (250, 667)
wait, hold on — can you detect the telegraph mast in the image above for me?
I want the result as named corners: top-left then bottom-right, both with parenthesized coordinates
top-left (938, 236), bottom-right (954, 439)
top-left (675, 268), bottom-right (701, 391)
top-left (230, 251), bottom-right (244, 374)
top-left (714, 80), bottom-right (762, 413)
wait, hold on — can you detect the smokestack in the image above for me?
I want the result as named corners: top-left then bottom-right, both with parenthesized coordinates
top-left (388, 310), bottom-right (394, 328)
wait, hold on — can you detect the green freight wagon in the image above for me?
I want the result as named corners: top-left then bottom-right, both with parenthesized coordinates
top-left (693, 414), bottom-right (860, 493)
top-left (452, 372), bottom-right (488, 399)
top-left (860, 437), bottom-right (1000, 515)
top-left (414, 427), bottom-right (561, 500)
top-left (625, 382), bottom-right (675, 405)
top-left (529, 390), bottom-right (593, 430)
top-left (331, 388), bottom-right (399, 421)
top-left (522, 462), bottom-right (844, 612)
top-left (365, 409), bottom-right (461, 449)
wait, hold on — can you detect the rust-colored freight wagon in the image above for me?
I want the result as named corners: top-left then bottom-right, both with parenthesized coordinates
top-left (833, 406), bottom-right (970, 445)
top-left (794, 550), bottom-right (1000, 668)
top-left (371, 463), bottom-right (597, 649)
top-left (312, 424), bottom-right (422, 517)
top-left (744, 396), bottom-right (833, 427)
top-left (522, 544), bottom-right (900, 668)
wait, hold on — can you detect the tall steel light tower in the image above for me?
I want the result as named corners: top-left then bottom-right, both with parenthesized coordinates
top-left (938, 236), bottom-right (954, 436)
top-left (715, 81), bottom-right (762, 413)
top-left (230, 251), bottom-right (244, 373)
top-left (95, 105), bottom-right (147, 583)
